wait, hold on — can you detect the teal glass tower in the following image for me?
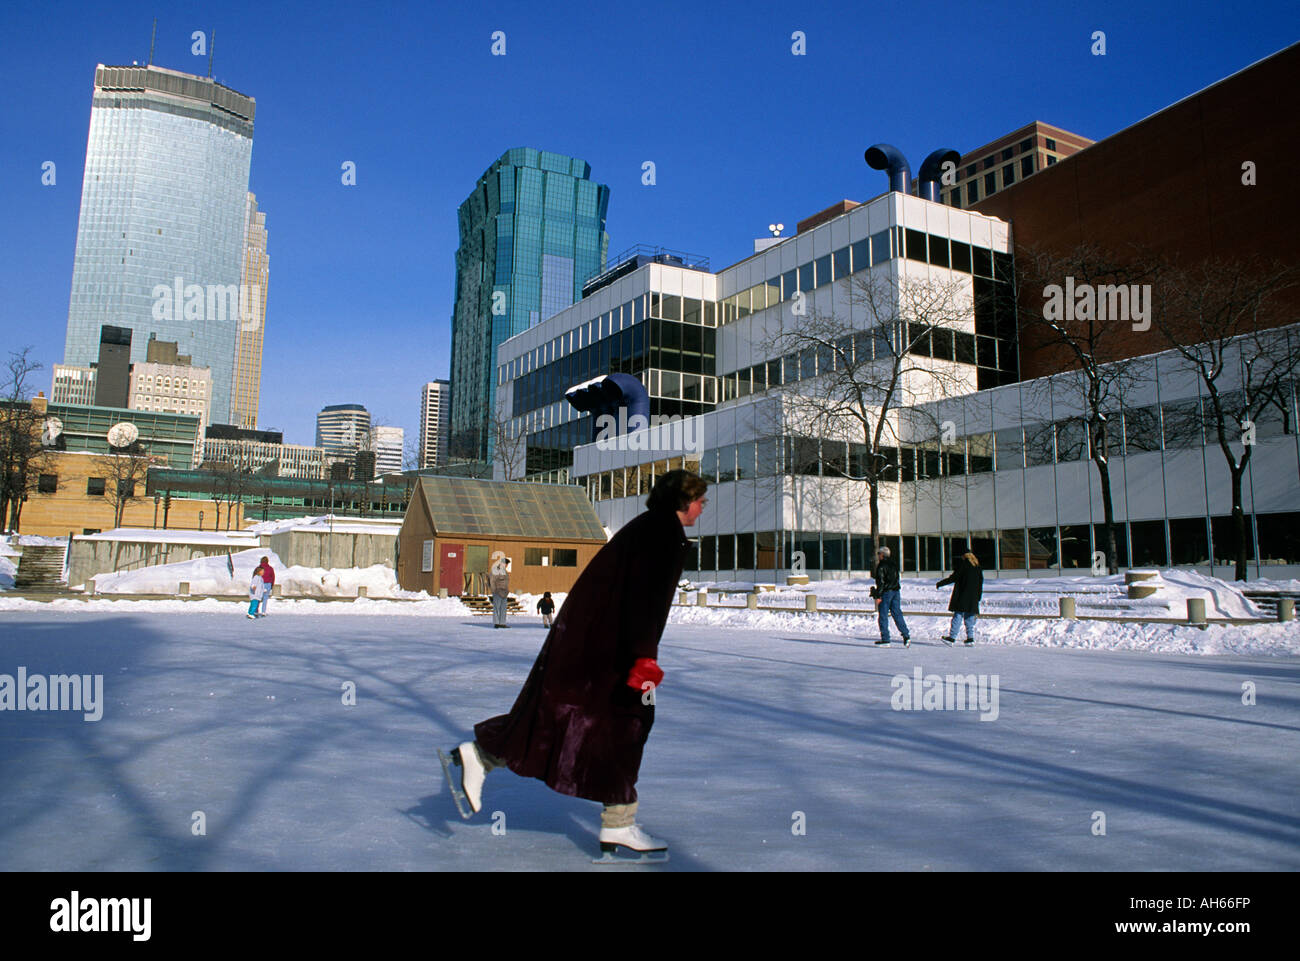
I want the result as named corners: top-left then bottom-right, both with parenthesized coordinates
top-left (449, 148), bottom-right (610, 464)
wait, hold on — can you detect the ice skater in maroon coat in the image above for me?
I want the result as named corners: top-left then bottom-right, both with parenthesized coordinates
top-left (444, 469), bottom-right (707, 860)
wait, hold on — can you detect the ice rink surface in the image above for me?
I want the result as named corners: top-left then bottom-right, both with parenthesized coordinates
top-left (1, 608), bottom-right (1297, 871)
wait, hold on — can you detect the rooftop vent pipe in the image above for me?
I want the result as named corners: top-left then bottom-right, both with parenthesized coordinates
top-left (564, 372), bottom-right (651, 443)
top-left (917, 148), bottom-right (961, 202)
top-left (864, 144), bottom-right (911, 195)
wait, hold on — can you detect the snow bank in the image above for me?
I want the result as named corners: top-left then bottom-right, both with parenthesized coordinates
top-left (687, 570), bottom-right (1261, 620)
top-left (87, 548), bottom-right (422, 600)
top-left (0, 555), bottom-right (14, 591)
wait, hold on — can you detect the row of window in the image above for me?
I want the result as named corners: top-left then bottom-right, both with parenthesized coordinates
top-left (37, 474), bottom-right (133, 497)
top-left (684, 512), bottom-right (1300, 573)
top-left (500, 234), bottom-right (1014, 388)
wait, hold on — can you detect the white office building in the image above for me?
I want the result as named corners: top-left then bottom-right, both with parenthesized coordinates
top-left (493, 189), bottom-right (1300, 582)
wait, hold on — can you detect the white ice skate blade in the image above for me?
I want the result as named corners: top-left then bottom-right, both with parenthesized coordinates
top-left (437, 748), bottom-right (473, 820)
top-left (592, 849), bottom-right (669, 865)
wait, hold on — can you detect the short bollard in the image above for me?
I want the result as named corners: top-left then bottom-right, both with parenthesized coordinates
top-left (805, 594), bottom-right (817, 612)
top-left (679, 591), bottom-right (689, 605)
top-left (1187, 597), bottom-right (1207, 626)
top-left (1279, 598), bottom-right (1295, 622)
top-left (696, 590), bottom-right (707, 607)
top-left (178, 581), bottom-right (190, 596)
top-left (273, 583), bottom-right (283, 597)
top-left (438, 587), bottom-right (448, 599)
top-left (747, 593), bottom-right (758, 610)
top-left (86, 577), bottom-right (96, 596)
top-left (357, 585), bottom-right (368, 598)
top-left (1059, 597), bottom-right (1076, 619)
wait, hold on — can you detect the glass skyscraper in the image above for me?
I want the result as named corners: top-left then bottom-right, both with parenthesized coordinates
top-left (449, 148), bottom-right (609, 464)
top-left (63, 64), bottom-right (256, 426)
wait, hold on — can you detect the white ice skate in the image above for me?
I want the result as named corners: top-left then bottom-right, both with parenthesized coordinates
top-left (594, 824), bottom-right (669, 864)
top-left (437, 740), bottom-right (485, 819)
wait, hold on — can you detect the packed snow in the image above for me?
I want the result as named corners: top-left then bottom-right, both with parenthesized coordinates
top-left (0, 610), bottom-right (1296, 871)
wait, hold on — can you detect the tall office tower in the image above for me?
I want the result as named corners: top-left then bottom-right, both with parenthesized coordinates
top-left (369, 426), bottom-right (404, 477)
top-left (316, 404), bottom-right (370, 459)
top-left (418, 379), bottom-right (450, 468)
top-left (449, 148), bottom-right (610, 464)
top-left (230, 192), bottom-right (269, 429)
top-left (942, 122), bottom-right (1092, 209)
top-left (63, 63), bottom-right (256, 425)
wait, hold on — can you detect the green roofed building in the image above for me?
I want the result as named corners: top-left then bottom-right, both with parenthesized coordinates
top-left (397, 475), bottom-right (608, 596)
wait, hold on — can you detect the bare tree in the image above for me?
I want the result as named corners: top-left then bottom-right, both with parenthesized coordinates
top-left (206, 446), bottom-right (256, 530)
top-left (1153, 258), bottom-right (1300, 580)
top-left (105, 443), bottom-right (155, 529)
top-left (1013, 243), bottom-right (1162, 574)
top-left (0, 348), bottom-right (55, 532)
top-left (759, 270), bottom-right (978, 558)
top-left (490, 406), bottom-right (527, 480)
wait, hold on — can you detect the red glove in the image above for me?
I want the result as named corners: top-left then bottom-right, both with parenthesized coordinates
top-left (627, 658), bottom-right (664, 691)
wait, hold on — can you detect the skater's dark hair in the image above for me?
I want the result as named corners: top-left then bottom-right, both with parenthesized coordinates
top-left (259, 555), bottom-right (269, 565)
top-left (646, 469), bottom-right (708, 513)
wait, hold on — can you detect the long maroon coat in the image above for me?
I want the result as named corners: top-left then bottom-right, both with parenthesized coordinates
top-left (474, 504), bottom-right (690, 804)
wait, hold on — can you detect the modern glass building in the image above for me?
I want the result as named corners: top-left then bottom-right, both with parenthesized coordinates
top-left (63, 64), bottom-right (256, 426)
top-left (449, 148), bottom-right (610, 464)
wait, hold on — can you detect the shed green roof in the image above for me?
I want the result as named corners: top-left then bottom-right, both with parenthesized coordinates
top-left (418, 476), bottom-right (607, 541)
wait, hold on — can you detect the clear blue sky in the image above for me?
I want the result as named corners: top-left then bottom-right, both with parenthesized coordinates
top-left (2, 0), bottom-right (1296, 448)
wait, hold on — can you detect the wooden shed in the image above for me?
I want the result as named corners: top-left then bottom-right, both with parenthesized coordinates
top-left (396, 476), bottom-right (609, 596)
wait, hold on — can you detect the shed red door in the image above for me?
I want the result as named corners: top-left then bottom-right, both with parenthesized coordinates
top-left (440, 544), bottom-right (463, 595)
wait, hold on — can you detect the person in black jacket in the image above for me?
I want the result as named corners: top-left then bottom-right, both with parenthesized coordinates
top-left (537, 591), bottom-right (555, 627)
top-left (937, 552), bottom-right (984, 645)
top-left (870, 545), bottom-right (910, 647)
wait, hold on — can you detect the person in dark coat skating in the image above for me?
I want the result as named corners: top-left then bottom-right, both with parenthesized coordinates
top-left (870, 545), bottom-right (910, 647)
top-left (445, 468), bottom-right (708, 859)
top-left (937, 551), bottom-right (984, 645)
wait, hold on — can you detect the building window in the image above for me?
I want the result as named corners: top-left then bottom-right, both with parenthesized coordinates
top-left (87, 477), bottom-right (106, 496)
top-left (421, 540), bottom-right (434, 573)
top-left (1045, 138), bottom-right (1057, 151)
top-left (984, 172), bottom-right (996, 194)
top-left (38, 474), bottom-right (58, 493)
top-left (117, 480), bottom-right (135, 498)
top-left (1003, 165), bottom-right (1016, 187)
top-left (525, 547), bottom-right (547, 566)
top-left (552, 549), bottom-right (577, 567)
top-left (1000, 147), bottom-right (1013, 161)
top-left (1046, 155), bottom-right (1057, 166)
top-left (1018, 138), bottom-right (1033, 152)
top-left (1021, 156), bottom-right (1034, 177)
top-left (967, 181), bottom-right (979, 204)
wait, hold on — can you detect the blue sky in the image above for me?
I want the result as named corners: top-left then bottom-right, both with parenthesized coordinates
top-left (2, 0), bottom-right (1296, 448)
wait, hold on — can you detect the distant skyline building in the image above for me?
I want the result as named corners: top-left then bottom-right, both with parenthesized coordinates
top-left (51, 364), bottom-right (97, 405)
top-left (419, 380), bottom-right (450, 469)
top-left (231, 191), bottom-right (269, 430)
top-left (942, 121), bottom-right (1092, 209)
top-left (370, 425), bottom-right (404, 476)
top-left (316, 403), bottom-right (370, 460)
top-left (62, 63), bottom-right (256, 425)
top-left (449, 148), bottom-right (610, 464)
top-left (93, 324), bottom-right (132, 408)
top-left (129, 335), bottom-right (213, 464)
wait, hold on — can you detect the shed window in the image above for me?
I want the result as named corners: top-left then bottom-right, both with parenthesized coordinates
top-left (421, 540), bottom-right (434, 573)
